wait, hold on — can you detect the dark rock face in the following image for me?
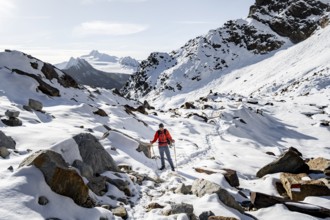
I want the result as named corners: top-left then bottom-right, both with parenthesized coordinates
top-left (12, 68), bottom-right (60, 97)
top-left (73, 133), bottom-right (119, 174)
top-left (5, 110), bottom-right (20, 118)
top-left (223, 169), bottom-right (240, 187)
top-left (1, 118), bottom-right (23, 127)
top-left (249, 0), bottom-right (330, 43)
top-left (19, 150), bottom-right (90, 207)
top-left (0, 131), bottom-right (16, 149)
top-left (199, 211), bottom-right (215, 220)
top-left (41, 63), bottom-right (78, 88)
top-left (256, 148), bottom-right (309, 178)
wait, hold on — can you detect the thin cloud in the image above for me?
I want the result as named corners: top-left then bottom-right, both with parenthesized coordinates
top-left (0, 0), bottom-right (16, 18)
top-left (177, 21), bottom-right (217, 25)
top-left (81, 0), bottom-right (147, 4)
top-left (73, 21), bottom-right (148, 36)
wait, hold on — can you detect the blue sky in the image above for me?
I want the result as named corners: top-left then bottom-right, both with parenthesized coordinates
top-left (0, 0), bottom-right (255, 63)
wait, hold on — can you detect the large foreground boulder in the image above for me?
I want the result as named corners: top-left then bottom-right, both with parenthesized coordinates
top-left (280, 173), bottom-right (330, 201)
top-left (256, 147), bottom-right (309, 178)
top-left (73, 133), bottom-right (119, 174)
top-left (19, 150), bottom-right (91, 207)
top-left (0, 131), bottom-right (16, 149)
top-left (191, 179), bottom-right (244, 213)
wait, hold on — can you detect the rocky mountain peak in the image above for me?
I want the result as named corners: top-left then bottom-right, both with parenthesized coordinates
top-left (121, 0), bottom-right (330, 102)
top-left (249, 0), bottom-right (330, 43)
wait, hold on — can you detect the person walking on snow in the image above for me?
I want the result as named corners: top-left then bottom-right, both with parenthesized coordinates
top-left (150, 123), bottom-right (175, 171)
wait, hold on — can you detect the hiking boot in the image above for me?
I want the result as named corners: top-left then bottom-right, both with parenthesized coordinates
top-left (171, 167), bottom-right (175, 171)
top-left (159, 166), bottom-right (165, 171)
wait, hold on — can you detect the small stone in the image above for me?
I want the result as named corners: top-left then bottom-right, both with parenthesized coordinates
top-left (38, 196), bottom-right (49, 205)
top-left (223, 169), bottom-right (239, 187)
top-left (7, 166), bottom-right (14, 172)
top-left (266, 151), bottom-right (276, 156)
top-left (175, 183), bottom-right (192, 195)
top-left (209, 217), bottom-right (239, 220)
top-left (5, 110), bottom-right (20, 118)
top-left (28, 99), bottom-right (43, 111)
top-left (111, 206), bottom-right (127, 219)
top-left (0, 146), bottom-right (10, 158)
top-left (101, 205), bottom-right (111, 210)
top-left (146, 202), bottom-right (164, 210)
top-left (199, 211), bottom-right (215, 220)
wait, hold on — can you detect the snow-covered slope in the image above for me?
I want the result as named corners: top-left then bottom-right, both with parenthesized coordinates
top-left (61, 57), bottom-right (130, 89)
top-left (122, 0), bottom-right (330, 105)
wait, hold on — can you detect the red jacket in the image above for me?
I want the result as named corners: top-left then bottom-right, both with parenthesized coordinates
top-left (151, 129), bottom-right (173, 147)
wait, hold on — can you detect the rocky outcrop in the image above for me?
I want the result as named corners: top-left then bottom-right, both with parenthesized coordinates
top-left (249, 0), bottom-right (330, 43)
top-left (256, 147), bottom-right (309, 178)
top-left (175, 183), bottom-right (192, 195)
top-left (41, 63), bottom-right (78, 88)
top-left (111, 206), bottom-right (128, 219)
top-left (72, 133), bottom-right (119, 174)
top-left (0, 131), bottom-right (16, 149)
top-left (19, 150), bottom-right (91, 207)
top-left (280, 173), bottom-right (330, 201)
top-left (191, 179), bottom-right (244, 213)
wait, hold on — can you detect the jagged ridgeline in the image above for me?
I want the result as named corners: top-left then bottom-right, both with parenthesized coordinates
top-left (121, 0), bottom-right (330, 99)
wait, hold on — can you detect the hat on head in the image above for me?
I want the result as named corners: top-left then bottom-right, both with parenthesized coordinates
top-left (159, 123), bottom-right (164, 128)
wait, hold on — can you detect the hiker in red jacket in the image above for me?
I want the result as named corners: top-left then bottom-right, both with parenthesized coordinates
top-left (150, 123), bottom-right (175, 171)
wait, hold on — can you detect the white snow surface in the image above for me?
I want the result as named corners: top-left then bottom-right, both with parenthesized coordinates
top-left (1, 20), bottom-right (330, 220)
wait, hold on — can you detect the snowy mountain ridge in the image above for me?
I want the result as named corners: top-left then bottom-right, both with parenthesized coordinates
top-left (122, 0), bottom-right (330, 107)
top-left (60, 57), bottom-right (130, 89)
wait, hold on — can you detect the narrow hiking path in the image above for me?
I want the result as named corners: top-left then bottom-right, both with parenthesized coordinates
top-left (131, 116), bottom-right (227, 219)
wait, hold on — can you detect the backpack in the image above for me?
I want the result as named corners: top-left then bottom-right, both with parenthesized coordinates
top-left (158, 129), bottom-right (171, 145)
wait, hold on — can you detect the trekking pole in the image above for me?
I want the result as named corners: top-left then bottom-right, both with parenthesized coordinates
top-left (149, 143), bottom-right (158, 168)
top-left (173, 142), bottom-right (178, 169)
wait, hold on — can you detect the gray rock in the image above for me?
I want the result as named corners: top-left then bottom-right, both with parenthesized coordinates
top-left (72, 160), bottom-right (93, 179)
top-left (28, 99), bottom-right (43, 111)
top-left (23, 105), bottom-right (33, 112)
top-left (73, 133), bottom-right (119, 174)
top-left (191, 179), bottom-right (244, 213)
top-left (0, 147), bottom-right (10, 158)
top-left (1, 118), bottom-right (23, 127)
top-left (19, 150), bottom-right (91, 207)
top-left (106, 178), bottom-right (131, 196)
top-left (175, 183), bottom-right (192, 195)
top-left (199, 211), bottom-right (215, 220)
top-left (164, 203), bottom-right (194, 217)
top-left (38, 196), bottom-right (49, 205)
top-left (0, 131), bottom-right (16, 149)
top-left (256, 148), bottom-right (309, 178)
top-left (87, 176), bottom-right (108, 196)
top-left (7, 166), bottom-right (14, 172)
top-left (5, 110), bottom-right (20, 118)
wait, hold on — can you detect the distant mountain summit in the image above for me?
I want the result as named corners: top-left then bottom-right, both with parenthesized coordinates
top-left (60, 57), bottom-right (130, 90)
top-left (81, 50), bottom-right (118, 63)
top-left (121, 0), bottom-right (330, 102)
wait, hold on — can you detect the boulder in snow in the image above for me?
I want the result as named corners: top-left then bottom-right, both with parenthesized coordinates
top-left (256, 147), bottom-right (309, 178)
top-left (191, 179), bottom-right (244, 213)
top-left (28, 99), bottom-right (43, 111)
top-left (73, 133), bottom-right (119, 174)
top-left (93, 108), bottom-right (108, 117)
top-left (163, 203), bottom-right (194, 218)
top-left (111, 206), bottom-right (127, 219)
top-left (175, 183), bottom-right (192, 195)
top-left (199, 211), bottom-right (215, 220)
top-left (72, 160), bottom-right (93, 179)
top-left (19, 150), bottom-right (91, 207)
top-left (38, 196), bottom-right (49, 206)
top-left (0, 147), bottom-right (10, 158)
top-left (307, 157), bottom-right (330, 174)
top-left (280, 173), bottom-right (330, 201)
top-left (5, 110), bottom-right (20, 118)
top-left (0, 131), bottom-right (16, 149)
top-left (182, 102), bottom-right (196, 109)
top-left (1, 118), bottom-right (23, 127)
top-left (87, 176), bottom-right (108, 196)
top-left (223, 169), bottom-right (240, 188)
